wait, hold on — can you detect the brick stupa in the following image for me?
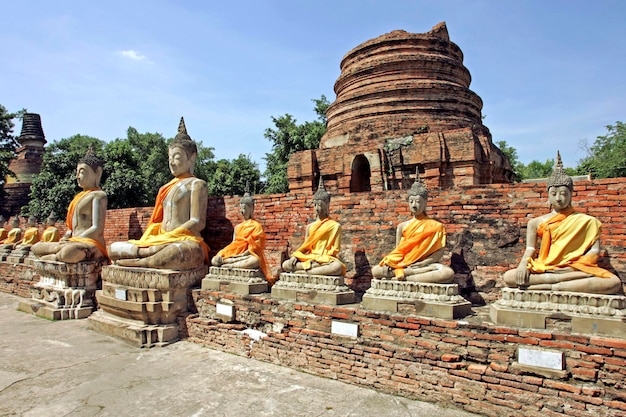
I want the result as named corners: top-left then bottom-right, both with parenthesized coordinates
top-left (288, 22), bottom-right (513, 193)
top-left (3, 113), bottom-right (46, 216)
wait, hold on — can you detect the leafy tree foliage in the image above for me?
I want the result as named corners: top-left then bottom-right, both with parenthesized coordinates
top-left (495, 140), bottom-right (524, 182)
top-left (206, 154), bottom-right (261, 197)
top-left (520, 159), bottom-right (554, 180)
top-left (577, 122), bottom-right (626, 179)
top-left (0, 105), bottom-right (25, 188)
top-left (263, 95), bottom-right (329, 194)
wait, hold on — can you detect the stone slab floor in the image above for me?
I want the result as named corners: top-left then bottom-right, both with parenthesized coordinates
top-left (0, 293), bottom-right (478, 417)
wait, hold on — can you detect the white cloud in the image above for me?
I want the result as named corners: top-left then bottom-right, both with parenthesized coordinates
top-left (118, 49), bottom-right (148, 61)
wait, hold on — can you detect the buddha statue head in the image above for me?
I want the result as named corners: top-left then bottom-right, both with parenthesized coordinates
top-left (169, 117), bottom-right (198, 175)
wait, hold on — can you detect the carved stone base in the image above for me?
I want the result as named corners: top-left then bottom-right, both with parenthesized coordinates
top-left (17, 259), bottom-right (105, 320)
top-left (362, 279), bottom-right (471, 319)
top-left (5, 249), bottom-right (30, 264)
top-left (88, 310), bottom-right (179, 348)
top-left (91, 264), bottom-right (207, 346)
top-left (201, 266), bottom-right (268, 295)
top-left (271, 272), bottom-right (355, 305)
top-left (490, 288), bottom-right (626, 338)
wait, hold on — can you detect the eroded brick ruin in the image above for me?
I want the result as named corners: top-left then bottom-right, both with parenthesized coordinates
top-left (288, 22), bottom-right (513, 194)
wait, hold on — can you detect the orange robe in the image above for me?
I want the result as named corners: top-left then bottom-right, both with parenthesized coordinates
top-left (0, 228), bottom-right (7, 241)
top-left (42, 226), bottom-right (60, 242)
top-left (292, 217), bottom-right (345, 274)
top-left (379, 214), bottom-right (446, 278)
top-left (527, 208), bottom-right (613, 278)
top-left (21, 227), bottom-right (40, 245)
top-left (129, 175), bottom-right (209, 263)
top-left (217, 219), bottom-right (271, 283)
top-left (1, 228), bottom-right (21, 244)
top-left (66, 188), bottom-right (109, 258)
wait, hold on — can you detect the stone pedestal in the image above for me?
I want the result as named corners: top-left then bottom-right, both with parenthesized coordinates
top-left (271, 272), bottom-right (355, 305)
top-left (362, 279), bottom-right (472, 319)
top-left (18, 259), bottom-right (105, 320)
top-left (201, 266), bottom-right (268, 295)
top-left (89, 264), bottom-right (207, 347)
top-left (5, 248), bottom-right (31, 264)
top-left (490, 288), bottom-right (626, 338)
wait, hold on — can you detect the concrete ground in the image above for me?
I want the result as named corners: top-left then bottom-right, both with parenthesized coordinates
top-left (0, 293), bottom-right (479, 417)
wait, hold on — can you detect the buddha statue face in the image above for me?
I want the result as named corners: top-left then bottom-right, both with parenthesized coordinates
top-left (408, 195), bottom-right (427, 216)
top-left (313, 198), bottom-right (329, 219)
top-left (240, 202), bottom-right (253, 220)
top-left (168, 145), bottom-right (195, 177)
top-left (548, 185), bottom-right (572, 211)
top-left (76, 162), bottom-right (101, 189)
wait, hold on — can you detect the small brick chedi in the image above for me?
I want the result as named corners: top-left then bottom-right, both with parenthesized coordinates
top-left (288, 22), bottom-right (512, 193)
top-left (2, 113), bottom-right (46, 216)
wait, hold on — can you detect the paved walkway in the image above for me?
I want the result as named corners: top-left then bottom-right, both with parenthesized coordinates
top-left (0, 293), bottom-right (479, 417)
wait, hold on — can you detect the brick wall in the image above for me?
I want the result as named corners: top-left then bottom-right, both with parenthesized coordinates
top-left (186, 290), bottom-right (626, 417)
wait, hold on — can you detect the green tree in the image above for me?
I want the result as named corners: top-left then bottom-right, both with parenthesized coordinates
top-left (520, 159), bottom-right (554, 180)
top-left (578, 122), bottom-right (626, 179)
top-left (206, 154), bottom-right (260, 197)
top-left (25, 135), bottom-right (105, 220)
top-left (495, 140), bottom-right (524, 182)
top-left (0, 105), bottom-right (26, 188)
top-left (263, 95), bottom-right (329, 194)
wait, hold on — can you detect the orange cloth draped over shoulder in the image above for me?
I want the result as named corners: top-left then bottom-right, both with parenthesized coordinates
top-left (291, 217), bottom-right (345, 274)
top-left (527, 207), bottom-right (614, 278)
top-left (0, 228), bottom-right (7, 241)
top-left (217, 219), bottom-right (271, 282)
top-left (1, 228), bottom-right (21, 244)
top-left (379, 213), bottom-right (446, 278)
top-left (42, 226), bottom-right (59, 242)
top-left (129, 174), bottom-right (210, 263)
top-left (21, 227), bottom-right (40, 245)
top-left (66, 188), bottom-right (109, 258)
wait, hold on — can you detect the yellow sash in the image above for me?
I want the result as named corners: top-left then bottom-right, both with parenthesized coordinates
top-left (217, 219), bottom-right (271, 282)
top-left (292, 217), bottom-right (345, 273)
top-left (528, 208), bottom-right (613, 278)
top-left (379, 214), bottom-right (446, 278)
top-left (21, 227), bottom-right (40, 245)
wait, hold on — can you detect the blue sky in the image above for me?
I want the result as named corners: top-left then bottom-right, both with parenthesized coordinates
top-left (3, 0), bottom-right (625, 172)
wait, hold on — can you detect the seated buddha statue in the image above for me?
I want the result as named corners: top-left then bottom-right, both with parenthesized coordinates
top-left (503, 152), bottom-right (622, 294)
top-left (372, 174), bottom-right (454, 283)
top-left (31, 148), bottom-right (108, 263)
top-left (13, 215), bottom-right (40, 253)
top-left (0, 215), bottom-right (8, 241)
top-left (211, 190), bottom-right (272, 284)
top-left (108, 117), bottom-right (209, 270)
top-left (0, 217), bottom-right (22, 255)
top-left (282, 179), bottom-right (345, 276)
top-left (41, 212), bottom-right (60, 243)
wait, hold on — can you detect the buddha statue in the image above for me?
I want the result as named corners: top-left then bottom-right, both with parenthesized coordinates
top-left (13, 215), bottom-right (40, 252)
top-left (41, 212), bottom-right (60, 242)
top-left (0, 215), bottom-right (8, 241)
top-left (211, 189), bottom-right (272, 284)
top-left (282, 179), bottom-right (345, 276)
top-left (372, 174), bottom-right (455, 282)
top-left (503, 152), bottom-right (622, 294)
top-left (31, 148), bottom-right (108, 263)
top-left (108, 117), bottom-right (209, 269)
top-left (0, 217), bottom-right (22, 255)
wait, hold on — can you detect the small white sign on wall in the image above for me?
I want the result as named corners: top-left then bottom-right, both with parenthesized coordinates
top-left (518, 347), bottom-right (564, 370)
top-left (216, 302), bottom-right (234, 319)
top-left (331, 320), bottom-right (359, 338)
top-left (115, 289), bottom-right (127, 301)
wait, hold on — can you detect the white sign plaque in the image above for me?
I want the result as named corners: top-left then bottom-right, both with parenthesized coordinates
top-left (115, 289), bottom-right (127, 301)
top-left (216, 302), bottom-right (234, 318)
top-left (518, 347), bottom-right (564, 370)
top-left (331, 320), bottom-right (359, 338)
